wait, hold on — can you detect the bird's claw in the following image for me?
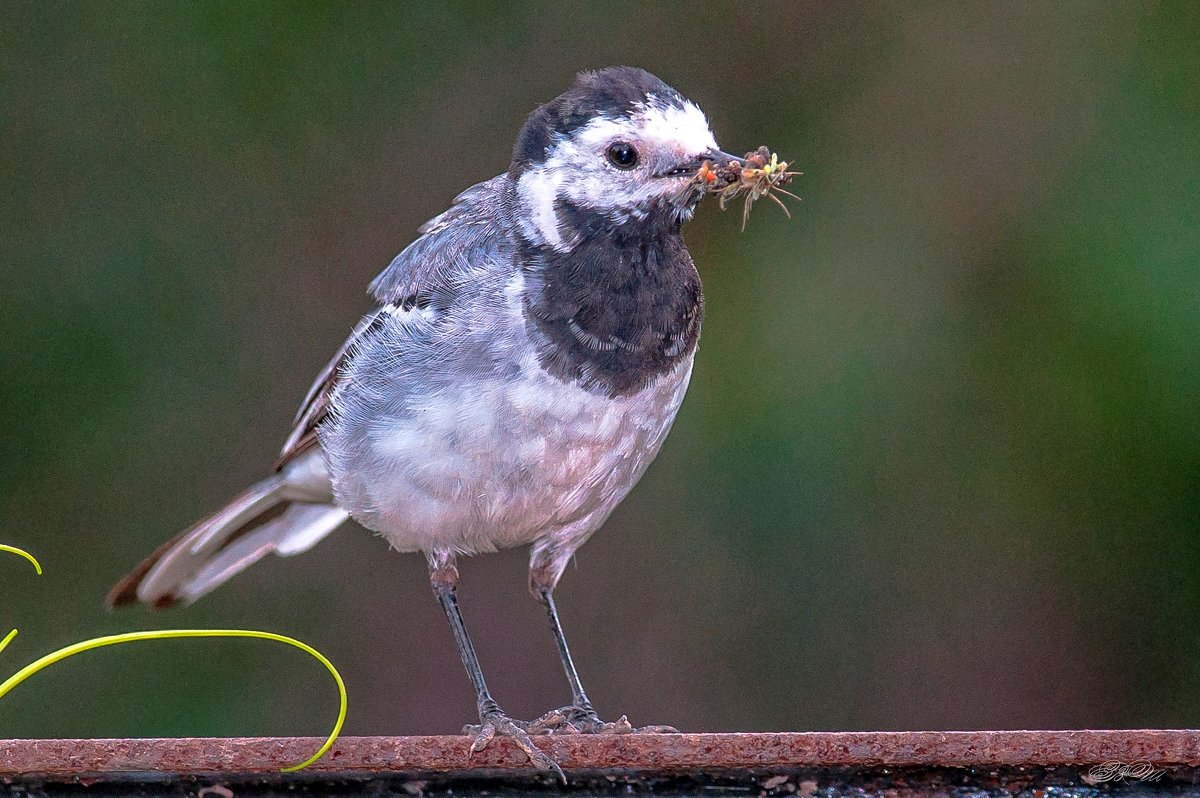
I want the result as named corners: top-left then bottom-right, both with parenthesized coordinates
top-left (526, 705), bottom-right (616, 734)
top-left (465, 712), bottom-right (565, 781)
top-left (526, 705), bottom-right (679, 735)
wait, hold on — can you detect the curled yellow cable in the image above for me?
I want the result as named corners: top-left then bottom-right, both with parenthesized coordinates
top-left (0, 544), bottom-right (42, 575)
top-left (0, 544), bottom-right (346, 772)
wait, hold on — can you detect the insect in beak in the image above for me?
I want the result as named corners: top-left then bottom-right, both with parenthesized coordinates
top-left (691, 146), bottom-right (802, 230)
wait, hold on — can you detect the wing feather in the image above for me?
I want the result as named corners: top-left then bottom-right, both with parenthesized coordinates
top-left (276, 174), bottom-right (508, 471)
top-left (275, 309), bottom-right (386, 471)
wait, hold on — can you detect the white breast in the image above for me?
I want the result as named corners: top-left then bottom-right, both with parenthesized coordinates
top-left (332, 350), bottom-right (694, 557)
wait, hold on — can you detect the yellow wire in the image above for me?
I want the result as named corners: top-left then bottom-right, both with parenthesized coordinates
top-left (0, 544), bottom-right (41, 677)
top-left (0, 545), bottom-right (42, 575)
top-left (0, 629), bottom-right (347, 773)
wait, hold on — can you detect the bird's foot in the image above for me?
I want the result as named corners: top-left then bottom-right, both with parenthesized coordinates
top-left (526, 704), bottom-right (679, 735)
top-left (464, 710), bottom-right (564, 780)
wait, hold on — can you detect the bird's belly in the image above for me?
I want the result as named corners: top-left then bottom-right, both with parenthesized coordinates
top-left (331, 356), bottom-right (693, 555)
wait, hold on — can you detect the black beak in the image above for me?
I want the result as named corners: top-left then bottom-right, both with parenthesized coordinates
top-left (658, 148), bottom-right (747, 179)
top-left (703, 148), bottom-right (748, 167)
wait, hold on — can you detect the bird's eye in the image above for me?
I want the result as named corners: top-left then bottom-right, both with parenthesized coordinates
top-left (605, 142), bottom-right (639, 170)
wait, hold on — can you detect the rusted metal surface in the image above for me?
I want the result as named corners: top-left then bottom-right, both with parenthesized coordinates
top-left (1, 731), bottom-right (1198, 779)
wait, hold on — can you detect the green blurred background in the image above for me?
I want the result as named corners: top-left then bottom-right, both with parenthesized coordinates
top-left (2, 1), bottom-right (1199, 740)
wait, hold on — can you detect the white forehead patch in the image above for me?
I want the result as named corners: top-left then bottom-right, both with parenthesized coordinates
top-left (561, 98), bottom-right (717, 159)
top-left (634, 96), bottom-right (718, 156)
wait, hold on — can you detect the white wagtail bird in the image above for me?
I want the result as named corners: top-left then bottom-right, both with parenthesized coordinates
top-left (109, 66), bottom-right (749, 771)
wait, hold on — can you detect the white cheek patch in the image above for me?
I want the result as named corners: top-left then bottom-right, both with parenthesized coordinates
top-left (515, 98), bottom-right (719, 238)
top-left (518, 121), bottom-right (645, 243)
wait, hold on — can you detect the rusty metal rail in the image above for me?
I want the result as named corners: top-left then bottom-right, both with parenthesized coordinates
top-left (2, 732), bottom-right (1199, 795)
top-left (3, 731), bottom-right (1200, 776)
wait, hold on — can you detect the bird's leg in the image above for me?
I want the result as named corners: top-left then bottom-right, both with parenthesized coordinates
top-left (525, 563), bottom-right (678, 735)
top-left (529, 586), bottom-right (614, 734)
top-left (427, 552), bottom-right (563, 777)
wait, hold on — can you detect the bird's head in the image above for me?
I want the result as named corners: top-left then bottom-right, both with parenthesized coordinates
top-left (509, 66), bottom-right (740, 251)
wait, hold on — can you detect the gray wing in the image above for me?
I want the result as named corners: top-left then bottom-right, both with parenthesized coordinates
top-left (275, 174), bottom-right (509, 471)
top-left (368, 175), bottom-right (508, 304)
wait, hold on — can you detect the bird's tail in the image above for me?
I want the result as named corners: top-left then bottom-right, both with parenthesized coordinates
top-left (107, 452), bottom-right (348, 609)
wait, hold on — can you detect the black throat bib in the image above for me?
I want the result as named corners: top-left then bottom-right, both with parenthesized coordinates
top-left (520, 202), bottom-right (704, 398)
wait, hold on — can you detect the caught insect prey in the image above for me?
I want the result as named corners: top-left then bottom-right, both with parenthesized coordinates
top-left (691, 145), bottom-right (801, 229)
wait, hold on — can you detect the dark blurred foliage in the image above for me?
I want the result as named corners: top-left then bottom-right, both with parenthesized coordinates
top-left (2, 1), bottom-right (1198, 740)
